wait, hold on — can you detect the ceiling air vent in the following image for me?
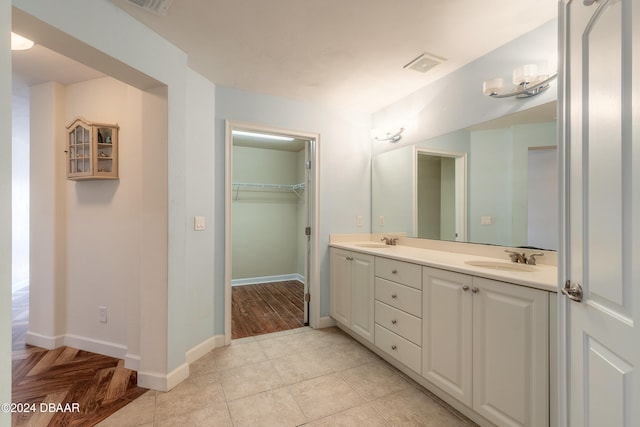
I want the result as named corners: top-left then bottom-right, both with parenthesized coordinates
top-left (125, 0), bottom-right (173, 15)
top-left (403, 52), bottom-right (446, 74)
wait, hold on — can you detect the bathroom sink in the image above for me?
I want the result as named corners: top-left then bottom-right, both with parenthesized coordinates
top-left (355, 242), bottom-right (389, 249)
top-left (465, 260), bottom-right (537, 272)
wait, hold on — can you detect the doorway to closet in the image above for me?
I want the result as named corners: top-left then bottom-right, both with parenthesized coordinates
top-left (225, 122), bottom-right (319, 342)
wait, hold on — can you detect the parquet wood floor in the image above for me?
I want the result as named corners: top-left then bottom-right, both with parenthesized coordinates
top-left (232, 280), bottom-right (305, 339)
top-left (11, 285), bottom-right (147, 427)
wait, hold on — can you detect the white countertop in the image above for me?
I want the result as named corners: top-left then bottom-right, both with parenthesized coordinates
top-left (330, 241), bottom-right (558, 293)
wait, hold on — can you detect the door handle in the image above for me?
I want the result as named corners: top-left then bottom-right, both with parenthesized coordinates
top-left (562, 280), bottom-right (584, 302)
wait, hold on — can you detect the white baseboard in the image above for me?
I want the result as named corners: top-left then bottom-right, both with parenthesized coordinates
top-left (167, 362), bottom-right (190, 391)
top-left (232, 273), bottom-right (304, 287)
top-left (26, 331), bottom-right (128, 364)
top-left (125, 353), bottom-right (141, 371)
top-left (318, 316), bottom-right (337, 329)
top-left (137, 362), bottom-right (188, 392)
top-left (139, 334), bottom-right (225, 392)
top-left (137, 370), bottom-right (169, 392)
top-left (63, 334), bottom-right (128, 359)
top-left (185, 335), bottom-right (218, 364)
top-left (25, 331), bottom-right (65, 349)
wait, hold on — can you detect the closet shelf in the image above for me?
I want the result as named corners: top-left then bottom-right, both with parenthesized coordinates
top-left (232, 182), bottom-right (305, 199)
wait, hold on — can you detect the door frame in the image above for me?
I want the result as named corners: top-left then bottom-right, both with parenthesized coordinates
top-left (224, 120), bottom-right (320, 345)
top-left (413, 147), bottom-right (467, 241)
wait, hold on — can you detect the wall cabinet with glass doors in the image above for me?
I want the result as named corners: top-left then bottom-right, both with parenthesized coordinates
top-left (66, 117), bottom-right (119, 180)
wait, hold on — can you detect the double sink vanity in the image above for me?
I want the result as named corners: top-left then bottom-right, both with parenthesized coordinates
top-left (329, 234), bottom-right (558, 427)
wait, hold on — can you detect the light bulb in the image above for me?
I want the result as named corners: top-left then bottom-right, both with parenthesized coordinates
top-left (11, 32), bottom-right (34, 51)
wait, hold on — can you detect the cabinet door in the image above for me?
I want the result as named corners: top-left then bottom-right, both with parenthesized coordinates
top-left (422, 267), bottom-right (473, 406)
top-left (472, 277), bottom-right (548, 427)
top-left (329, 249), bottom-right (351, 326)
top-left (350, 252), bottom-right (374, 342)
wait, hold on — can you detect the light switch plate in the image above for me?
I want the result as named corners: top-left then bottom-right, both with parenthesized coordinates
top-left (481, 215), bottom-right (492, 225)
top-left (194, 215), bottom-right (206, 231)
top-left (356, 215), bottom-right (363, 227)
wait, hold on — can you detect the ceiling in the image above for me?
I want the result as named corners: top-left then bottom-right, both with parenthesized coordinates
top-left (109, 0), bottom-right (557, 112)
top-left (12, 1), bottom-right (557, 113)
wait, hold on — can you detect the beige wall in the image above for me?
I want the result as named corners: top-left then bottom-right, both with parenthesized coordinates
top-left (28, 77), bottom-right (167, 366)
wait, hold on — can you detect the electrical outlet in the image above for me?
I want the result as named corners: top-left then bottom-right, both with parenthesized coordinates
top-left (99, 306), bottom-right (107, 323)
top-left (356, 215), bottom-right (363, 227)
top-left (379, 215), bottom-right (385, 226)
top-left (481, 215), bottom-right (492, 225)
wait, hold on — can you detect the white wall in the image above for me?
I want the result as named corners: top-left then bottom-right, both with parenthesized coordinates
top-left (469, 128), bottom-right (514, 244)
top-left (29, 82), bottom-right (68, 345)
top-left (182, 69), bottom-right (216, 364)
top-left (216, 86), bottom-right (371, 320)
top-left (468, 121), bottom-right (557, 246)
top-left (12, 75), bottom-right (29, 289)
top-left (512, 122), bottom-right (557, 246)
top-left (1, 0), bottom-right (13, 420)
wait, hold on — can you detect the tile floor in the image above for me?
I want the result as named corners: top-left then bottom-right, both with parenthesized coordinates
top-left (97, 327), bottom-right (477, 427)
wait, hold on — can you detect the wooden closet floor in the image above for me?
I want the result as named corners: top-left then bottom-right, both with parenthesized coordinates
top-left (232, 280), bottom-right (305, 339)
top-left (11, 286), bottom-right (147, 427)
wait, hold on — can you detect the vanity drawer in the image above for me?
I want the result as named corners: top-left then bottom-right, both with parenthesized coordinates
top-left (375, 257), bottom-right (422, 290)
top-left (375, 324), bottom-right (421, 373)
top-left (375, 301), bottom-right (422, 346)
top-left (375, 277), bottom-right (422, 317)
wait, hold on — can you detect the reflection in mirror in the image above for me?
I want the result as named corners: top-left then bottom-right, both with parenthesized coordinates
top-left (416, 150), bottom-right (466, 241)
top-left (372, 102), bottom-right (558, 250)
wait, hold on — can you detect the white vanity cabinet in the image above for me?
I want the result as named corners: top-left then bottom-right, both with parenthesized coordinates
top-left (329, 248), bottom-right (375, 342)
top-left (422, 266), bottom-right (549, 427)
top-left (373, 257), bottom-right (423, 373)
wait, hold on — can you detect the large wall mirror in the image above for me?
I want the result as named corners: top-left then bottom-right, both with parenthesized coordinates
top-left (372, 101), bottom-right (558, 250)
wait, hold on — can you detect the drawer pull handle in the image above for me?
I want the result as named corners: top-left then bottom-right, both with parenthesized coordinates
top-left (346, 256), bottom-right (354, 261)
top-left (391, 319), bottom-right (397, 325)
top-left (472, 287), bottom-right (479, 293)
top-left (391, 294), bottom-right (398, 299)
top-left (462, 285), bottom-right (470, 291)
top-left (392, 269), bottom-right (398, 274)
top-left (391, 345), bottom-right (397, 351)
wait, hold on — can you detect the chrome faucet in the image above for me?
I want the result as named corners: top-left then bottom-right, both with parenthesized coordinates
top-left (505, 250), bottom-right (544, 265)
top-left (380, 236), bottom-right (399, 246)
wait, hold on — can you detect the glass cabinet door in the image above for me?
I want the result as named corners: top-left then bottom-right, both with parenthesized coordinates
top-left (68, 124), bottom-right (92, 176)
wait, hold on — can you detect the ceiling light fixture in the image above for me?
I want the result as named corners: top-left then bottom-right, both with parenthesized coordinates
top-left (483, 64), bottom-right (557, 98)
top-left (11, 32), bottom-right (34, 51)
top-left (372, 128), bottom-right (404, 143)
top-left (232, 130), bottom-right (295, 142)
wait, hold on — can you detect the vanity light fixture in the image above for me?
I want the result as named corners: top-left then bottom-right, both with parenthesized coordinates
top-left (372, 128), bottom-right (404, 143)
top-left (483, 64), bottom-right (557, 99)
top-left (231, 130), bottom-right (294, 142)
top-left (11, 32), bottom-right (34, 51)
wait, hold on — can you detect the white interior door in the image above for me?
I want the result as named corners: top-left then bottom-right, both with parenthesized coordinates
top-left (561, 0), bottom-right (640, 425)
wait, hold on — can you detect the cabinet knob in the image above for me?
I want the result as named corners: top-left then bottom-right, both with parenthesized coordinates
top-left (391, 269), bottom-right (398, 274)
top-left (346, 256), bottom-right (353, 261)
top-left (391, 345), bottom-right (397, 351)
top-left (462, 285), bottom-right (470, 291)
top-left (391, 319), bottom-right (397, 325)
top-left (472, 287), bottom-right (479, 293)
top-left (391, 294), bottom-right (398, 299)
